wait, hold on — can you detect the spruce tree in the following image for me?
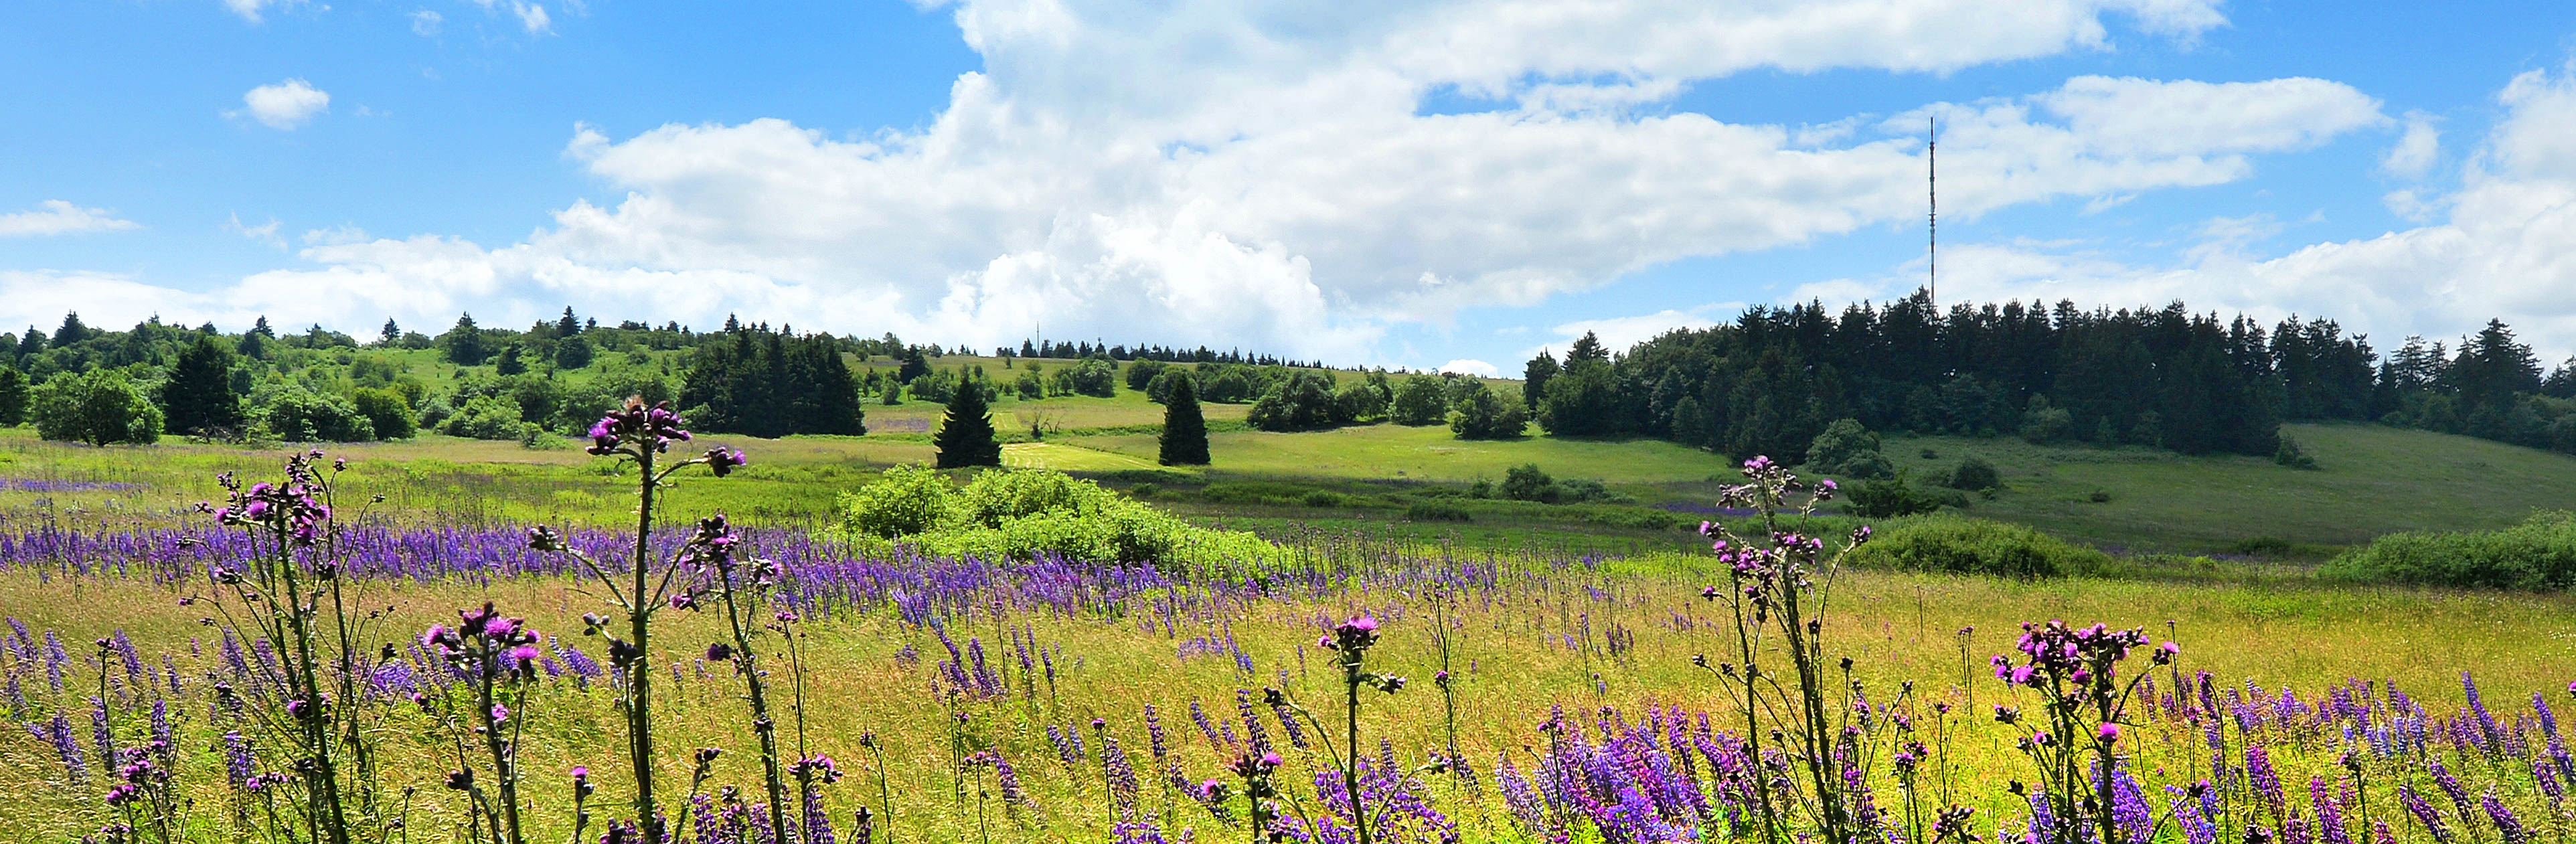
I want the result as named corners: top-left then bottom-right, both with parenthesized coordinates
top-left (440, 314), bottom-right (491, 365)
top-left (933, 380), bottom-right (1001, 469)
top-left (161, 335), bottom-right (242, 436)
top-left (52, 312), bottom-right (90, 347)
top-left (0, 366), bottom-right (25, 426)
top-left (1158, 373), bottom-right (1210, 465)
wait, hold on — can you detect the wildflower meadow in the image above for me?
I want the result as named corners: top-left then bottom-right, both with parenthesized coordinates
top-left (0, 404), bottom-right (2571, 844)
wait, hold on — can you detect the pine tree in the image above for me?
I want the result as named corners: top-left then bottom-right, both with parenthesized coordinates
top-left (933, 380), bottom-right (1002, 468)
top-left (379, 318), bottom-right (401, 346)
top-left (52, 312), bottom-right (90, 347)
top-left (556, 307), bottom-right (581, 337)
top-left (494, 344), bottom-right (527, 375)
top-left (0, 366), bottom-right (25, 426)
top-left (161, 335), bottom-right (242, 436)
top-left (15, 327), bottom-right (43, 359)
top-left (1158, 373), bottom-right (1210, 465)
top-left (441, 314), bottom-right (491, 365)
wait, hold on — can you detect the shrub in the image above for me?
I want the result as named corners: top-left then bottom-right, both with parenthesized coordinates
top-left (2019, 396), bottom-right (2073, 443)
top-left (1125, 359), bottom-right (1169, 393)
top-left (1554, 477), bottom-right (1632, 504)
top-left (2274, 434), bottom-right (2318, 469)
top-left (1299, 489), bottom-right (1349, 508)
top-left (839, 464), bottom-right (959, 538)
top-left (2320, 511), bottom-right (2576, 590)
top-left (1803, 418), bottom-right (1893, 479)
top-left (31, 368), bottom-right (163, 446)
top-left (442, 394), bottom-right (540, 441)
top-left (1845, 475), bottom-right (1945, 518)
top-left (2087, 489), bottom-right (2113, 503)
top-left (1127, 483), bottom-right (1160, 499)
top-left (1389, 376), bottom-right (1449, 426)
top-left (349, 388), bottom-right (416, 440)
top-left (1404, 501), bottom-right (1472, 522)
top-left (1246, 371), bottom-right (1343, 432)
top-left (260, 388), bottom-right (378, 442)
top-left (1945, 456), bottom-right (2001, 491)
top-left (1848, 515), bottom-right (2108, 579)
top-left (1500, 463), bottom-right (1558, 503)
top-left (836, 467), bottom-right (1278, 573)
top-left (1448, 380), bottom-right (1528, 439)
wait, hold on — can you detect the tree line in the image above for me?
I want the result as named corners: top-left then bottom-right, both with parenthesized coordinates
top-left (1519, 289), bottom-right (2576, 462)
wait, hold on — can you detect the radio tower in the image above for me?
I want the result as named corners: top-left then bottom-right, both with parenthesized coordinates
top-left (1927, 116), bottom-right (1937, 307)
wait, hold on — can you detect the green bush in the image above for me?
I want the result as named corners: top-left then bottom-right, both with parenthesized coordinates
top-left (836, 467), bottom-right (1280, 573)
top-left (442, 394), bottom-right (540, 441)
top-left (1403, 501), bottom-right (1472, 522)
top-left (350, 387), bottom-right (416, 440)
top-left (30, 368), bottom-right (163, 446)
top-left (1805, 418), bottom-right (1894, 479)
top-left (1845, 475), bottom-right (1945, 518)
top-left (2319, 511), bottom-right (2576, 590)
top-left (840, 463), bottom-right (959, 538)
top-left (1848, 515), bottom-right (2108, 579)
top-left (1946, 456), bottom-right (2000, 491)
top-left (259, 388), bottom-right (378, 442)
top-left (1501, 462), bottom-right (1558, 503)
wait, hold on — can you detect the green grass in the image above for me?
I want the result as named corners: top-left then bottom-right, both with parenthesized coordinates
top-left (4, 418), bottom-right (2576, 841)
top-left (1064, 424), bottom-right (1725, 486)
top-left (1873, 422), bottom-right (2576, 554)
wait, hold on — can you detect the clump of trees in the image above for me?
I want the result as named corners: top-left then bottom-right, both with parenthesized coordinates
top-left (679, 323), bottom-right (866, 437)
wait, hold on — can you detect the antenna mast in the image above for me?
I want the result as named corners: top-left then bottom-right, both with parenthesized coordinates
top-left (1928, 116), bottom-right (1937, 307)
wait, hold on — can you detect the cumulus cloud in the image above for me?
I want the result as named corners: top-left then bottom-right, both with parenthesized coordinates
top-left (222, 0), bottom-right (299, 23)
top-left (1805, 63), bottom-right (2576, 364)
top-left (1532, 309), bottom-right (1727, 360)
top-left (1436, 359), bottom-right (1500, 377)
top-left (238, 79), bottom-right (329, 129)
top-left (21, 0), bottom-right (2401, 362)
top-left (2383, 111), bottom-right (2441, 179)
top-left (0, 200), bottom-right (140, 236)
top-left (410, 10), bottom-right (444, 36)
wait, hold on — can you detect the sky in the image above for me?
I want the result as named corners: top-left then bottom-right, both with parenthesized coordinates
top-left (5, 1), bottom-right (2576, 375)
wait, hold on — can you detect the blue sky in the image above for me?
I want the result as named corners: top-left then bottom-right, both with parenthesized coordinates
top-left (5, 1), bottom-right (2575, 373)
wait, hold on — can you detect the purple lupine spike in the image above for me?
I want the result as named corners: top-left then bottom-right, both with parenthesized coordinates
top-left (2482, 790), bottom-right (2528, 844)
top-left (2401, 783), bottom-right (2456, 844)
top-left (2312, 776), bottom-right (2351, 844)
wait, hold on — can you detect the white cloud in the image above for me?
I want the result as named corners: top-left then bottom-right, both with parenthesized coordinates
top-left (1436, 359), bottom-right (1500, 377)
top-left (224, 0), bottom-right (290, 23)
top-left (1534, 309), bottom-right (1726, 360)
top-left (238, 79), bottom-right (330, 130)
top-left (1803, 63), bottom-right (2576, 365)
top-left (226, 213), bottom-right (285, 249)
top-left (2382, 111), bottom-right (2441, 179)
top-left (410, 10), bottom-right (443, 36)
top-left (513, 2), bottom-right (551, 35)
top-left (21, 0), bottom-right (2377, 363)
top-left (0, 200), bottom-right (140, 236)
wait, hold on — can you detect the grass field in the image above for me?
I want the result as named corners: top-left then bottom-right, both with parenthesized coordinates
top-left (0, 418), bottom-right (2573, 843)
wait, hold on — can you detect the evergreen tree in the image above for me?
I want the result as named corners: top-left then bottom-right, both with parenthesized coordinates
top-left (1158, 373), bottom-right (1210, 465)
top-left (161, 335), bottom-right (242, 436)
top-left (52, 312), bottom-right (91, 347)
top-left (556, 307), bottom-right (581, 337)
top-left (494, 344), bottom-right (527, 375)
top-left (1522, 351), bottom-right (1559, 409)
top-left (379, 318), bottom-right (401, 346)
top-left (15, 327), bottom-right (43, 359)
top-left (554, 335), bottom-right (595, 369)
top-left (933, 380), bottom-right (1001, 468)
top-left (440, 314), bottom-right (492, 365)
top-left (0, 366), bottom-right (25, 426)
top-left (249, 315), bottom-right (274, 337)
